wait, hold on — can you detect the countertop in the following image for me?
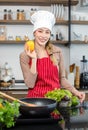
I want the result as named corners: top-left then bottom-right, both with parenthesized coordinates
top-left (0, 83), bottom-right (28, 90)
top-left (3, 102), bottom-right (88, 130)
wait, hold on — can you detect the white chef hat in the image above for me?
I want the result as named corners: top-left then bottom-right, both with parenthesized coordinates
top-left (30, 10), bottom-right (55, 32)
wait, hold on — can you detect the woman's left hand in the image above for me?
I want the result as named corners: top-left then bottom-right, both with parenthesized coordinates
top-left (77, 91), bottom-right (85, 103)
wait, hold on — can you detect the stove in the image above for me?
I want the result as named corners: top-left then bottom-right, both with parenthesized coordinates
top-left (6, 115), bottom-right (63, 130)
top-left (16, 114), bottom-right (61, 125)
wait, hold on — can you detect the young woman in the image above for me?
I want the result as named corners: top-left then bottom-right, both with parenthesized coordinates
top-left (20, 10), bottom-right (85, 103)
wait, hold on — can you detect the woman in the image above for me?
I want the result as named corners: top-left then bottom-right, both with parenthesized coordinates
top-left (20, 10), bottom-right (85, 103)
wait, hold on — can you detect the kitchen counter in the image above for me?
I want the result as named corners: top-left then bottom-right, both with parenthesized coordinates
top-left (3, 102), bottom-right (88, 130)
top-left (61, 102), bottom-right (88, 130)
top-left (0, 83), bottom-right (28, 99)
top-left (4, 116), bottom-right (63, 130)
top-left (0, 83), bottom-right (28, 90)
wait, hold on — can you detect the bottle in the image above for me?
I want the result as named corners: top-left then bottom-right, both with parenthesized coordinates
top-left (75, 66), bottom-right (80, 89)
top-left (11, 76), bottom-right (15, 87)
top-left (80, 56), bottom-right (88, 89)
top-left (50, 34), bottom-right (54, 40)
top-left (3, 9), bottom-right (8, 20)
top-left (21, 10), bottom-right (25, 20)
top-left (30, 8), bottom-right (35, 16)
top-left (56, 32), bottom-right (59, 40)
top-left (17, 9), bottom-right (20, 20)
top-left (8, 9), bottom-right (12, 20)
top-left (68, 64), bottom-right (75, 86)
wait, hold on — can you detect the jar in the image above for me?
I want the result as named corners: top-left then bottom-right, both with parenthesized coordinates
top-left (8, 36), bottom-right (14, 40)
top-left (3, 9), bottom-right (8, 20)
top-left (56, 32), bottom-right (59, 40)
top-left (16, 36), bottom-right (21, 41)
top-left (50, 34), bottom-right (54, 40)
top-left (8, 9), bottom-right (12, 20)
top-left (19, 10), bottom-right (23, 20)
top-left (84, 35), bottom-right (88, 43)
top-left (17, 9), bottom-right (20, 20)
top-left (21, 10), bottom-right (25, 20)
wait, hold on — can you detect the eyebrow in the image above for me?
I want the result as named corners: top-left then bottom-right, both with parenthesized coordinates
top-left (38, 28), bottom-right (50, 31)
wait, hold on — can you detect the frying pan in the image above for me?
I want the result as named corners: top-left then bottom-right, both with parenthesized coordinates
top-left (19, 97), bottom-right (57, 117)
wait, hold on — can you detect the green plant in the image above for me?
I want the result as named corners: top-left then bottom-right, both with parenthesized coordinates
top-left (0, 98), bottom-right (20, 129)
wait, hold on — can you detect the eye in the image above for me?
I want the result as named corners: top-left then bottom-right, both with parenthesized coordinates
top-left (37, 29), bottom-right (43, 33)
top-left (38, 30), bottom-right (42, 33)
top-left (46, 31), bottom-right (50, 34)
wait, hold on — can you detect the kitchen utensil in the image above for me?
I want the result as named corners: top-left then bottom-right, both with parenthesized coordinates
top-left (80, 56), bottom-right (88, 89)
top-left (0, 91), bottom-right (37, 107)
top-left (19, 97), bottom-right (57, 117)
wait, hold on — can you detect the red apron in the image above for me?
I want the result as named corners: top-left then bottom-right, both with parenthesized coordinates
top-left (27, 57), bottom-right (60, 97)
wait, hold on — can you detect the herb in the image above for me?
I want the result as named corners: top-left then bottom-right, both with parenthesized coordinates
top-left (0, 98), bottom-right (20, 129)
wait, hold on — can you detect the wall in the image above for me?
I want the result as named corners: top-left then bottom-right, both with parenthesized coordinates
top-left (70, 3), bottom-right (88, 73)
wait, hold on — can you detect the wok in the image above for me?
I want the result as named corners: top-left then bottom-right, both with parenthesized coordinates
top-left (19, 97), bottom-right (57, 117)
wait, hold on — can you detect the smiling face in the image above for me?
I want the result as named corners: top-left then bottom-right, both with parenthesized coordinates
top-left (34, 27), bottom-right (51, 47)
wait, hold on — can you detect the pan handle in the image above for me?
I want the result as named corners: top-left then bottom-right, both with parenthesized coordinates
top-left (0, 91), bottom-right (37, 107)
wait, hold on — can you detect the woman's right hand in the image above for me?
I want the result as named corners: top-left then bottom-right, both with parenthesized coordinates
top-left (24, 42), bottom-right (37, 59)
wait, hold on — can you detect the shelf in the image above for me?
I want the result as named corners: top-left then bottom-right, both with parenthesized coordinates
top-left (56, 20), bottom-right (68, 25)
top-left (0, 20), bottom-right (32, 25)
top-left (0, 40), bottom-right (25, 44)
top-left (52, 40), bottom-right (69, 45)
top-left (0, 20), bottom-right (68, 25)
top-left (0, 20), bottom-right (31, 25)
top-left (0, 40), bottom-right (69, 45)
top-left (51, 0), bottom-right (79, 6)
top-left (71, 40), bottom-right (88, 44)
top-left (71, 21), bottom-right (88, 25)
top-left (0, 0), bottom-right (79, 6)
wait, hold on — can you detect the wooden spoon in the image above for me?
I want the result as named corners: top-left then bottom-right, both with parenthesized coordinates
top-left (0, 91), bottom-right (37, 107)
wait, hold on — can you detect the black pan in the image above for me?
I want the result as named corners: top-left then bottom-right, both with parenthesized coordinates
top-left (19, 97), bottom-right (57, 117)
